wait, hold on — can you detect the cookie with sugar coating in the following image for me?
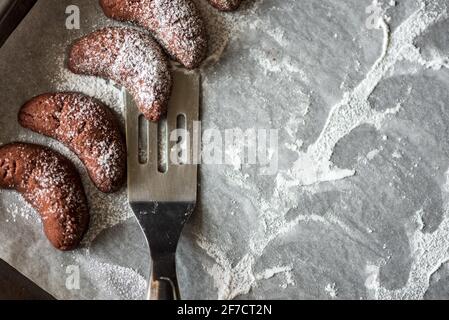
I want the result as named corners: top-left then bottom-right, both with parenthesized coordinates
top-left (0, 143), bottom-right (90, 251)
top-left (99, 0), bottom-right (208, 69)
top-left (68, 27), bottom-right (172, 122)
top-left (19, 92), bottom-right (127, 193)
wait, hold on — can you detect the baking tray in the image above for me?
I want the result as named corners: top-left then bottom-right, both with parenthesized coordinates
top-left (0, 0), bottom-right (37, 48)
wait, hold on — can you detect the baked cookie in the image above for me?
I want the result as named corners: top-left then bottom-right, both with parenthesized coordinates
top-left (208, 0), bottom-right (241, 11)
top-left (68, 27), bottom-right (172, 122)
top-left (19, 93), bottom-right (126, 193)
top-left (99, 0), bottom-right (208, 69)
top-left (0, 143), bottom-right (89, 251)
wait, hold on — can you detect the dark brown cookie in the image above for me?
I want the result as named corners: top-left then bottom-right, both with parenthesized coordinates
top-left (68, 27), bottom-right (172, 122)
top-left (0, 143), bottom-right (90, 251)
top-left (208, 0), bottom-right (241, 11)
top-left (99, 0), bottom-right (208, 69)
top-left (19, 93), bottom-right (127, 193)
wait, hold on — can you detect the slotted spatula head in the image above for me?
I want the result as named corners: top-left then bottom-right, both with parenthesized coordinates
top-left (126, 69), bottom-right (199, 204)
top-left (125, 69), bottom-right (200, 300)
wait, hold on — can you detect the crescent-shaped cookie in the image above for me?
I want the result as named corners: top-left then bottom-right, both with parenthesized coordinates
top-left (208, 0), bottom-right (241, 11)
top-left (99, 0), bottom-right (208, 69)
top-left (0, 143), bottom-right (90, 251)
top-left (19, 93), bottom-right (127, 193)
top-left (68, 27), bottom-right (172, 122)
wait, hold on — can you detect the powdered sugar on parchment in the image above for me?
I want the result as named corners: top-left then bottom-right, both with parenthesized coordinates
top-left (2, 192), bottom-right (38, 223)
top-left (325, 283), bottom-right (339, 299)
top-left (73, 249), bottom-right (147, 300)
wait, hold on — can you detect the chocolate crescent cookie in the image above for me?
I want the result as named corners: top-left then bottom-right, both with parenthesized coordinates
top-left (0, 143), bottom-right (90, 251)
top-left (208, 0), bottom-right (241, 11)
top-left (19, 93), bottom-right (127, 193)
top-left (68, 27), bottom-right (172, 122)
top-left (99, 0), bottom-right (208, 69)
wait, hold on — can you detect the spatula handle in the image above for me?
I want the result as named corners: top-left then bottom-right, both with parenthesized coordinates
top-left (149, 277), bottom-right (180, 300)
top-left (148, 254), bottom-right (180, 300)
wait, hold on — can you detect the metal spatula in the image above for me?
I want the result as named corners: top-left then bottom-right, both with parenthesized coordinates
top-left (125, 69), bottom-right (200, 300)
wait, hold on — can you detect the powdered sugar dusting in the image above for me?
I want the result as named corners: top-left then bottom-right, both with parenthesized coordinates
top-left (325, 283), bottom-right (339, 299)
top-left (54, 56), bottom-right (125, 118)
top-left (74, 250), bottom-right (147, 300)
top-left (2, 192), bottom-right (39, 223)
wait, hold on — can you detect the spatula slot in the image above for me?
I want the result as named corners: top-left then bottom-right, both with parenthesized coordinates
top-left (138, 114), bottom-right (148, 164)
top-left (175, 114), bottom-right (187, 165)
top-left (157, 118), bottom-right (168, 173)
